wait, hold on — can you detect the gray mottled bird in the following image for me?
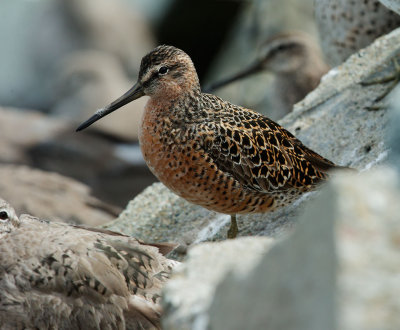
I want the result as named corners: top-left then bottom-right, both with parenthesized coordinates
top-left (205, 32), bottom-right (329, 115)
top-left (315, 0), bottom-right (400, 66)
top-left (0, 199), bottom-right (178, 330)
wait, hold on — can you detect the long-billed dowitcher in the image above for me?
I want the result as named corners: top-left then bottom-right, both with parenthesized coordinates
top-left (77, 45), bottom-right (341, 238)
top-left (205, 31), bottom-right (329, 115)
top-left (0, 198), bottom-right (177, 329)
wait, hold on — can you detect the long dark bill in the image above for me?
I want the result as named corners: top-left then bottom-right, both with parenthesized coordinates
top-left (76, 82), bottom-right (144, 132)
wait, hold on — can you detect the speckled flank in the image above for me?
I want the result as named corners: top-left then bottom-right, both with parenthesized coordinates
top-left (139, 45), bottom-right (337, 215)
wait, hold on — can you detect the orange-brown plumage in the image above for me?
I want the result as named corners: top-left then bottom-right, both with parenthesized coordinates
top-left (77, 45), bottom-right (340, 236)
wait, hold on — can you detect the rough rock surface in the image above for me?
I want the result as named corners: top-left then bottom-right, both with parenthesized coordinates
top-left (103, 182), bottom-right (225, 252)
top-left (386, 84), bottom-right (400, 165)
top-left (380, 0), bottom-right (400, 15)
top-left (0, 164), bottom-right (119, 226)
top-left (103, 27), bottom-right (399, 245)
top-left (335, 168), bottom-right (400, 330)
top-left (162, 237), bottom-right (276, 329)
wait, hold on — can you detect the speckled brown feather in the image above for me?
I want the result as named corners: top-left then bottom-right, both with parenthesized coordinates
top-left (138, 46), bottom-right (339, 215)
top-left (0, 199), bottom-right (178, 330)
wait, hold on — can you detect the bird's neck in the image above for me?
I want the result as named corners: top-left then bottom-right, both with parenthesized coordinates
top-left (144, 88), bottom-right (201, 123)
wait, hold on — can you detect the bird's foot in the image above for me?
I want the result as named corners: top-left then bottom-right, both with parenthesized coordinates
top-left (227, 214), bottom-right (239, 239)
top-left (361, 57), bottom-right (400, 110)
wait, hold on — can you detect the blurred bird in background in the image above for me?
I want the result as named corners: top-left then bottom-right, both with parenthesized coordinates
top-left (205, 31), bottom-right (329, 116)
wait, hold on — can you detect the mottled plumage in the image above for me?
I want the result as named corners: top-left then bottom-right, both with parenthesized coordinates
top-left (77, 45), bottom-right (340, 237)
top-left (315, 0), bottom-right (400, 66)
top-left (140, 91), bottom-right (335, 215)
top-left (0, 199), bottom-right (177, 329)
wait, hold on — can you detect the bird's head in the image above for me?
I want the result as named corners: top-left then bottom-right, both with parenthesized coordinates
top-left (76, 45), bottom-right (200, 131)
top-left (0, 199), bottom-right (20, 238)
top-left (259, 32), bottom-right (314, 73)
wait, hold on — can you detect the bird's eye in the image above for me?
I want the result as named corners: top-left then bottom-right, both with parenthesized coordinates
top-left (0, 211), bottom-right (8, 220)
top-left (158, 66), bottom-right (169, 75)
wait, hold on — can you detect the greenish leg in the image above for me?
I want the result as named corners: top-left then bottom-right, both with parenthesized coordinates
top-left (227, 214), bottom-right (239, 239)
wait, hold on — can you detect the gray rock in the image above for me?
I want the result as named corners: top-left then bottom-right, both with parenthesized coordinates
top-left (102, 182), bottom-right (229, 258)
top-left (207, 181), bottom-right (336, 330)
top-left (334, 168), bottom-right (400, 330)
top-left (380, 0), bottom-right (400, 15)
top-left (386, 84), bottom-right (400, 168)
top-left (281, 28), bottom-right (400, 170)
top-left (0, 164), bottom-right (119, 226)
top-left (162, 237), bottom-right (276, 329)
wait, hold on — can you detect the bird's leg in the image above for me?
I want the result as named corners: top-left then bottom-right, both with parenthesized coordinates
top-left (227, 214), bottom-right (239, 239)
top-left (361, 57), bottom-right (400, 110)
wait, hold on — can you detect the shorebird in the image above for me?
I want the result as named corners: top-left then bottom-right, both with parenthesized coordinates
top-left (77, 45), bottom-right (341, 238)
top-left (0, 198), bottom-right (177, 329)
top-left (205, 32), bottom-right (329, 115)
top-left (315, 0), bottom-right (400, 67)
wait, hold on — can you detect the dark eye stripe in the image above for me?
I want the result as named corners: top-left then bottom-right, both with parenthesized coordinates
top-left (142, 71), bottom-right (160, 88)
top-left (141, 62), bottom-right (186, 87)
top-left (267, 42), bottom-right (299, 57)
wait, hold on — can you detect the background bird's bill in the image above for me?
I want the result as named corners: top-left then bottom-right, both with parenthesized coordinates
top-left (204, 60), bottom-right (263, 93)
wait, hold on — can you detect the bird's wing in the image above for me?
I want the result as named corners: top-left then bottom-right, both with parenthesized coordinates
top-left (71, 224), bottom-right (179, 256)
top-left (204, 109), bottom-right (335, 192)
